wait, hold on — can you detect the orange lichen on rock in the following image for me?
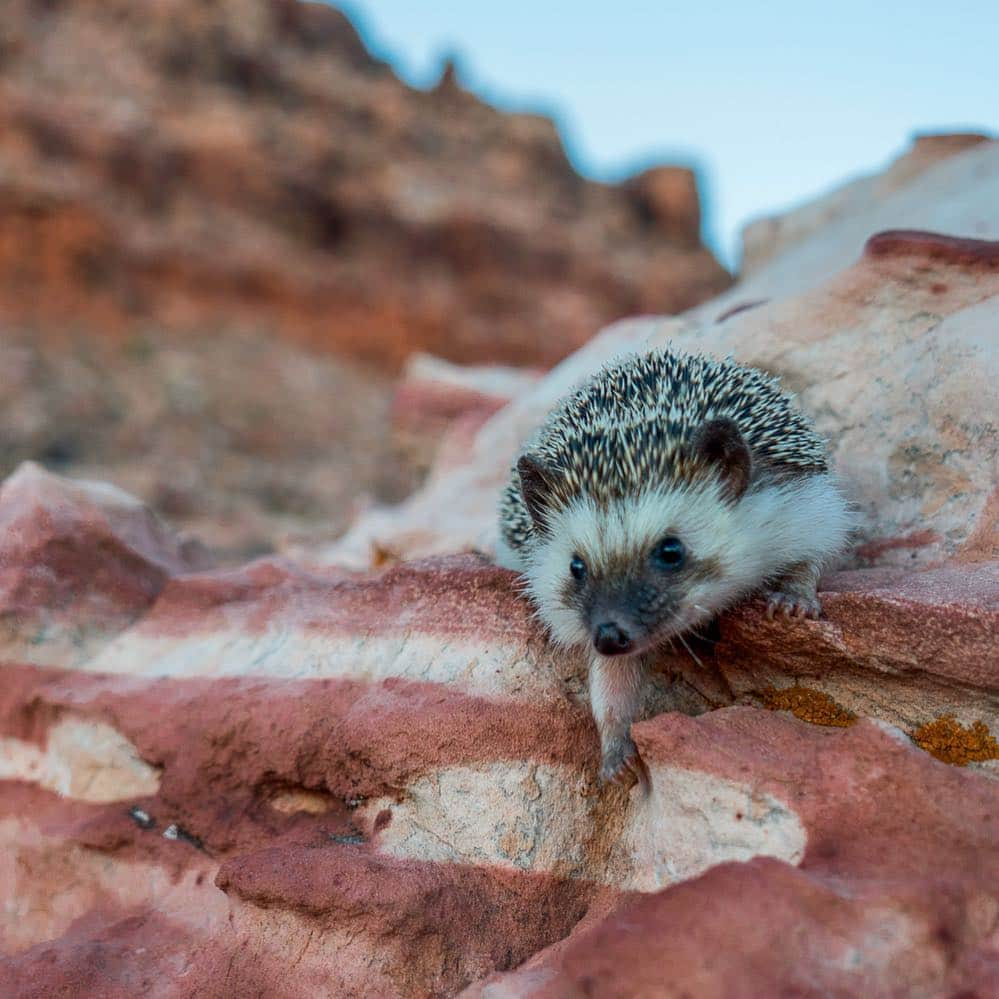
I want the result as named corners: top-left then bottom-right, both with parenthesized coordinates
top-left (760, 686), bottom-right (857, 727)
top-left (912, 715), bottom-right (999, 766)
top-left (370, 540), bottom-right (403, 569)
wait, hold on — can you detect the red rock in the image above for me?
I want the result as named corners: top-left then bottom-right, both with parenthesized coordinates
top-left (470, 711), bottom-right (999, 997)
top-left (1, 466), bottom-right (997, 993)
top-left (3, 129), bottom-right (999, 997)
top-left (217, 847), bottom-right (592, 995)
top-left (711, 561), bottom-right (999, 731)
top-left (865, 228), bottom-right (999, 266)
top-left (0, 462), bottom-right (211, 664)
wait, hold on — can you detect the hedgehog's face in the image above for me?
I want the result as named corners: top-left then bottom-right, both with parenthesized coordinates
top-left (524, 487), bottom-right (740, 656)
top-left (518, 418), bottom-right (757, 657)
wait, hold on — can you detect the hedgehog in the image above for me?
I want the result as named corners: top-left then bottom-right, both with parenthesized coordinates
top-left (496, 345), bottom-right (853, 788)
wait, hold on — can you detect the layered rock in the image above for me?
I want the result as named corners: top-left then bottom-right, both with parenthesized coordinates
top-left (0, 0), bottom-right (729, 370)
top-left (0, 462), bottom-right (212, 665)
top-left (1, 96), bottom-right (998, 997)
top-left (0, 463), bottom-right (996, 996)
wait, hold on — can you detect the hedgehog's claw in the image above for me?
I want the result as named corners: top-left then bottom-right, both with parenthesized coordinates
top-left (600, 741), bottom-right (650, 793)
top-left (765, 590), bottom-right (821, 621)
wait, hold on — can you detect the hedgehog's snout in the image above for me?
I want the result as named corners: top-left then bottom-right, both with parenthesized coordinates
top-left (593, 621), bottom-right (634, 656)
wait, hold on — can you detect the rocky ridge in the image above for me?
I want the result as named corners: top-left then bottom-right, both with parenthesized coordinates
top-left (0, 0), bottom-right (729, 370)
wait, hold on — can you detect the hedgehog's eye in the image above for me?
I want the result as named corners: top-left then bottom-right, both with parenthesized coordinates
top-left (569, 555), bottom-right (587, 581)
top-left (652, 536), bottom-right (686, 570)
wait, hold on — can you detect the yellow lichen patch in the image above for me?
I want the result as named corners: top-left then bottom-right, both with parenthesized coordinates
top-left (912, 715), bottom-right (999, 766)
top-left (370, 540), bottom-right (402, 568)
top-left (760, 685), bottom-right (857, 728)
top-left (269, 788), bottom-right (336, 815)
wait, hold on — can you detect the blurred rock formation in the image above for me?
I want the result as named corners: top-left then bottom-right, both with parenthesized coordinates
top-left (0, 0), bottom-right (730, 558)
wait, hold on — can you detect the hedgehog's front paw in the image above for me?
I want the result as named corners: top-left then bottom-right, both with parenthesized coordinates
top-left (600, 738), bottom-right (647, 790)
top-left (765, 589), bottom-right (821, 621)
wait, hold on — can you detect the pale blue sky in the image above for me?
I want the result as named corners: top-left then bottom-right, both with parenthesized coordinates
top-left (343, 1), bottom-right (998, 269)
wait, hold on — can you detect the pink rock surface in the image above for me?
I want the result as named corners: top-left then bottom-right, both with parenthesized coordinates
top-left (0, 462), bottom-right (211, 665)
top-left (469, 711), bottom-right (999, 997)
top-left (1, 463), bottom-right (997, 995)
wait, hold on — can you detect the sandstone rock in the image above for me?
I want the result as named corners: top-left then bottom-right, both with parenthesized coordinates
top-left (2, 121), bottom-right (998, 997)
top-left (0, 483), bottom-right (996, 993)
top-left (741, 132), bottom-right (992, 275)
top-left (0, 461), bottom-right (211, 665)
top-left (319, 221), bottom-right (999, 570)
top-left (0, 0), bottom-right (729, 371)
top-left (469, 709), bottom-right (999, 996)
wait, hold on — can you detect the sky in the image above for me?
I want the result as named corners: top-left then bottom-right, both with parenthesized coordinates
top-left (343, 1), bottom-right (999, 269)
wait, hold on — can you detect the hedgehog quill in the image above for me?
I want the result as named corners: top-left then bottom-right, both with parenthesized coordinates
top-left (497, 346), bottom-right (853, 788)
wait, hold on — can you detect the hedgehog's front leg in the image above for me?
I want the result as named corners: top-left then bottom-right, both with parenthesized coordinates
top-left (765, 560), bottom-right (822, 620)
top-left (589, 652), bottom-right (650, 789)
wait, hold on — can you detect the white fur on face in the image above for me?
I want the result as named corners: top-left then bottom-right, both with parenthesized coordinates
top-left (524, 474), bottom-right (853, 649)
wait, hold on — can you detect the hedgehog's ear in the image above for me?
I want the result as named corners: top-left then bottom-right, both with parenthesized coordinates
top-left (692, 417), bottom-right (752, 502)
top-left (517, 454), bottom-right (562, 532)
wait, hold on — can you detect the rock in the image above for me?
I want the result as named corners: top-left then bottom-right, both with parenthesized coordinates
top-left (0, 716), bottom-right (161, 803)
top-left (468, 710), bottom-right (999, 996)
top-left (0, 0), bottom-right (729, 371)
top-left (0, 488), bottom-right (996, 993)
top-left (2, 128), bottom-right (999, 996)
top-left (392, 353), bottom-right (543, 435)
top-left (0, 461), bottom-right (211, 665)
top-left (741, 132), bottom-right (993, 275)
top-left (318, 221), bottom-right (999, 569)
top-left (0, 532), bottom-right (999, 995)
top-left (386, 354), bottom-right (543, 494)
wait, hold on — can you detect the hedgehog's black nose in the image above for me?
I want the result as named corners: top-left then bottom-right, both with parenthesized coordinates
top-left (594, 622), bottom-right (633, 656)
